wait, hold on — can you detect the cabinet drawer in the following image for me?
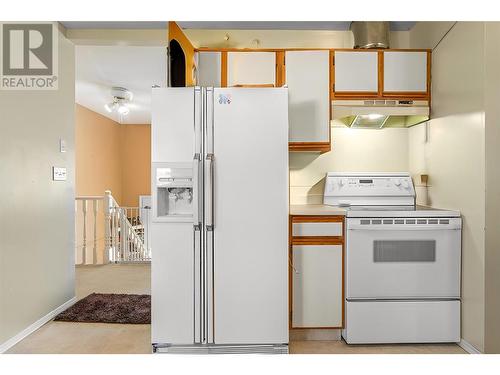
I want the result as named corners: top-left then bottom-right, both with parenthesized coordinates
top-left (292, 222), bottom-right (343, 237)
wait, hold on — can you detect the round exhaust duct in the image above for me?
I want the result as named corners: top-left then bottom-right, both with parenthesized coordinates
top-left (350, 21), bottom-right (390, 49)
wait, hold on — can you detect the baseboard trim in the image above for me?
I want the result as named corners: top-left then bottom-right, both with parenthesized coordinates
top-left (458, 339), bottom-right (482, 354)
top-left (0, 296), bottom-right (77, 354)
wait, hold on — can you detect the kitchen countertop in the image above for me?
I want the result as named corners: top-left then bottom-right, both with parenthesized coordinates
top-left (290, 204), bottom-right (346, 216)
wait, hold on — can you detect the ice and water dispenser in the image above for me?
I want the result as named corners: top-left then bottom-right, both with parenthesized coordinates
top-left (153, 162), bottom-right (194, 222)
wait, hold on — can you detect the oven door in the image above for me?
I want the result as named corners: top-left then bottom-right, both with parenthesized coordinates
top-left (346, 217), bottom-right (461, 299)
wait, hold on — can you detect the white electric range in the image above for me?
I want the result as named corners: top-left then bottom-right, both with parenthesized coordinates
top-left (324, 172), bottom-right (462, 344)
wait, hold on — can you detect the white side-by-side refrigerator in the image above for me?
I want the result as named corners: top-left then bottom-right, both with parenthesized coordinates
top-left (151, 87), bottom-right (289, 354)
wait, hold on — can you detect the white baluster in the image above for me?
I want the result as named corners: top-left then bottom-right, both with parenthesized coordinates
top-left (82, 199), bottom-right (87, 265)
top-left (92, 199), bottom-right (98, 264)
top-left (104, 190), bottom-right (112, 264)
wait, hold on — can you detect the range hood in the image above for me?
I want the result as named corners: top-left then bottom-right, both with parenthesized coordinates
top-left (332, 99), bottom-right (430, 128)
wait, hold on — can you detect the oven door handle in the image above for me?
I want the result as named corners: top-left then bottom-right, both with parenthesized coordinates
top-left (348, 226), bottom-right (461, 231)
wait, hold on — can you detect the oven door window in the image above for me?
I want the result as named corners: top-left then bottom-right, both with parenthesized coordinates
top-left (373, 240), bottom-right (436, 263)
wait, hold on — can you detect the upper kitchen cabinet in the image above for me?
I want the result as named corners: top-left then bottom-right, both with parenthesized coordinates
top-left (333, 50), bottom-right (379, 95)
top-left (383, 51), bottom-right (429, 95)
top-left (286, 50), bottom-right (330, 153)
top-left (196, 51), bottom-right (222, 87)
top-left (331, 49), bottom-right (431, 100)
top-left (226, 51), bottom-right (276, 87)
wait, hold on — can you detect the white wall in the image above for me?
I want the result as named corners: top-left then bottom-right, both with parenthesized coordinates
top-left (409, 22), bottom-right (486, 352)
top-left (484, 22), bottom-right (500, 354)
top-left (290, 127), bottom-right (409, 204)
top-left (0, 28), bottom-right (76, 348)
top-left (184, 29), bottom-right (410, 49)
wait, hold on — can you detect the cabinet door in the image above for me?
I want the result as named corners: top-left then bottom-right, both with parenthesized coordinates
top-left (227, 52), bottom-right (276, 87)
top-left (334, 51), bottom-right (378, 93)
top-left (197, 51), bottom-right (221, 87)
top-left (383, 51), bottom-right (428, 93)
top-left (285, 51), bottom-right (330, 143)
top-left (292, 244), bottom-right (343, 328)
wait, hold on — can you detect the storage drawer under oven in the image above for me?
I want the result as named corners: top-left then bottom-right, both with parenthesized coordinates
top-left (345, 217), bottom-right (462, 299)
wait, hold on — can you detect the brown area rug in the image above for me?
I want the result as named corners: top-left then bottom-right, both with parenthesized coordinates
top-left (54, 293), bottom-right (150, 324)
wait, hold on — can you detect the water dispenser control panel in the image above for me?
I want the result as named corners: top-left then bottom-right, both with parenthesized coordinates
top-left (153, 162), bottom-right (194, 223)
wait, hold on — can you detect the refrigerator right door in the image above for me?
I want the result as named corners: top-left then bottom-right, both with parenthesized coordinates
top-left (210, 88), bottom-right (289, 344)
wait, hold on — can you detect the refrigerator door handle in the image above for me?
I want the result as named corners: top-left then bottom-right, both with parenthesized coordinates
top-left (193, 227), bottom-right (201, 344)
top-left (205, 87), bottom-right (214, 155)
top-left (205, 153), bottom-right (214, 231)
top-left (192, 153), bottom-right (201, 229)
top-left (194, 87), bottom-right (202, 155)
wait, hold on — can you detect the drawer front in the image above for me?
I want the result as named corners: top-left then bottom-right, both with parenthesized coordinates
top-left (292, 222), bottom-right (343, 237)
top-left (343, 300), bottom-right (460, 344)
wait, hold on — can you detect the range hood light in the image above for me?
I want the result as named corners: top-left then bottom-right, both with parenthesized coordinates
top-left (351, 114), bottom-right (389, 128)
top-left (332, 99), bottom-right (430, 129)
top-left (367, 114), bottom-right (384, 120)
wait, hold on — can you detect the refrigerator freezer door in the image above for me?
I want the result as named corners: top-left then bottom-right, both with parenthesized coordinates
top-left (152, 87), bottom-right (196, 162)
top-left (151, 87), bottom-right (203, 346)
top-left (151, 223), bottom-right (195, 345)
top-left (211, 88), bottom-right (289, 344)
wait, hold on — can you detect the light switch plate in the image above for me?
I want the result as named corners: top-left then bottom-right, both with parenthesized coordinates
top-left (52, 167), bottom-right (67, 181)
top-left (59, 138), bottom-right (67, 153)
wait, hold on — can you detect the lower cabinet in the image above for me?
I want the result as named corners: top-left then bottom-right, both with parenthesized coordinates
top-left (289, 214), bottom-right (345, 329)
top-left (292, 244), bottom-right (343, 328)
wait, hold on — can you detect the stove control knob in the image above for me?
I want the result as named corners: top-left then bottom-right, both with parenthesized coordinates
top-left (338, 178), bottom-right (346, 187)
top-left (401, 179), bottom-right (410, 189)
top-left (394, 179), bottom-right (402, 186)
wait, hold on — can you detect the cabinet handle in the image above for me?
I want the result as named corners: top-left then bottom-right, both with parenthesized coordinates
top-left (289, 256), bottom-right (299, 274)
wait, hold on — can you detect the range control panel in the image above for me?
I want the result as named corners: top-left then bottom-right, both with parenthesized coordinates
top-left (323, 173), bottom-right (416, 206)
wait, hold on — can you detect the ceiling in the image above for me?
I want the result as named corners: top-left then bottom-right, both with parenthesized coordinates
top-left (62, 21), bottom-right (416, 31)
top-left (76, 45), bottom-right (166, 124)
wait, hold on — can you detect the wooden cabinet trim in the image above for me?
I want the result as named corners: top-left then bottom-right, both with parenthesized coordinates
top-left (377, 50), bottom-right (384, 96)
top-left (220, 51), bottom-right (228, 87)
top-left (332, 48), bottom-right (432, 53)
top-left (276, 51), bottom-right (285, 87)
top-left (291, 326), bottom-right (343, 330)
top-left (292, 215), bottom-right (344, 223)
top-left (289, 142), bottom-right (331, 153)
top-left (291, 237), bottom-right (343, 245)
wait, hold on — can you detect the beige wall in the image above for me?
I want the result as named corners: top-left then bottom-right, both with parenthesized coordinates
top-left (76, 104), bottom-right (123, 203)
top-left (290, 126), bottom-right (409, 204)
top-left (120, 124), bottom-right (151, 207)
top-left (75, 105), bottom-right (151, 206)
top-left (409, 22), bottom-right (486, 352)
top-left (0, 29), bottom-right (75, 348)
top-left (484, 22), bottom-right (500, 354)
top-left (184, 29), bottom-right (409, 49)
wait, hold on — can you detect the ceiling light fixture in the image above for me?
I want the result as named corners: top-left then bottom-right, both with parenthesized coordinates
top-left (104, 87), bottom-right (133, 120)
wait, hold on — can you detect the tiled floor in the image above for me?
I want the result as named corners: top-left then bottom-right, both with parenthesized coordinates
top-left (289, 341), bottom-right (465, 354)
top-left (7, 264), bottom-right (466, 354)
